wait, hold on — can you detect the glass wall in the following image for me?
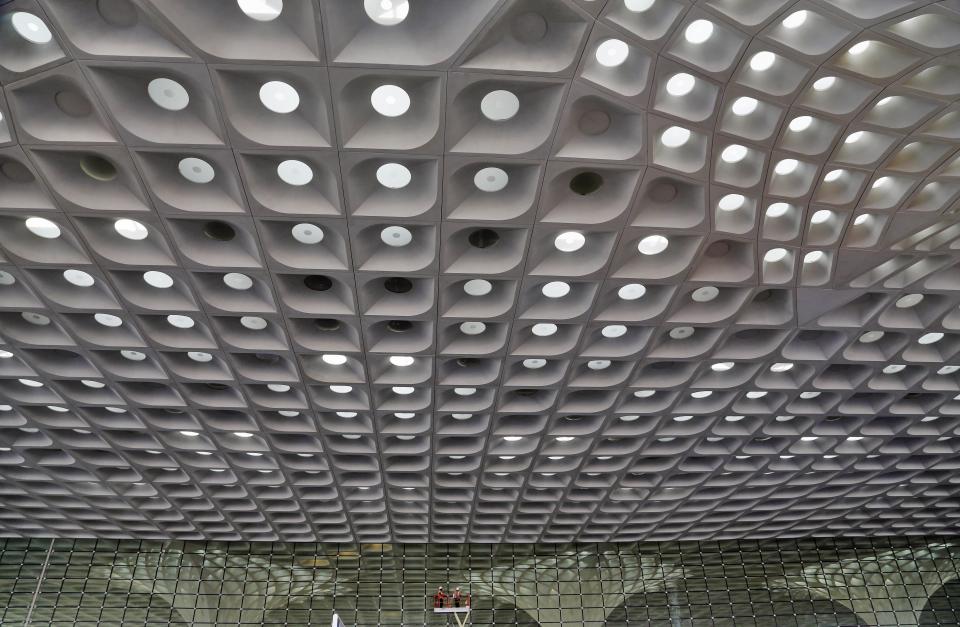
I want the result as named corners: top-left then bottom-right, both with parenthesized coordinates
top-left (0, 536), bottom-right (958, 625)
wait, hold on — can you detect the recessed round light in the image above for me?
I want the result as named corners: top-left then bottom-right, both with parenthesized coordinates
top-left (770, 362), bottom-right (793, 372)
top-left (474, 166), bottom-right (508, 192)
top-left (376, 162), bottom-right (411, 189)
top-left (766, 202), bottom-right (790, 218)
top-left (919, 332), bottom-right (944, 345)
top-left (480, 90), bottom-right (520, 121)
top-left (844, 131), bottom-right (864, 144)
top-left (237, 0), bottom-right (283, 21)
top-left (666, 73), bottom-right (695, 97)
top-left (731, 96), bottom-right (758, 116)
top-left (63, 269), bottom-right (95, 287)
top-left (0, 271), bottom-right (14, 286)
top-left (691, 390), bottom-right (712, 398)
top-left (277, 159), bottom-right (313, 186)
top-left (684, 19), bottom-right (714, 44)
top-left (711, 362), bottom-right (734, 372)
top-left (617, 283), bottom-right (646, 301)
top-left (380, 225), bottom-right (412, 247)
top-left (859, 331), bottom-right (884, 343)
top-left (291, 223), bottom-right (323, 244)
top-left (114, 218), bottom-right (148, 240)
top-left (764, 248), bottom-right (787, 263)
top-left (782, 9), bottom-right (808, 29)
top-left (848, 40), bottom-right (871, 56)
top-left (883, 364), bottom-right (905, 374)
top-left (240, 316), bottom-right (267, 330)
top-left (746, 391), bottom-right (767, 399)
top-left (749, 51), bottom-right (776, 72)
top-left (587, 359), bottom-right (610, 370)
top-left (390, 355), bottom-right (414, 367)
top-left (721, 144), bottom-right (748, 163)
top-left (938, 366), bottom-right (959, 375)
top-left (143, 271), bottom-right (173, 289)
top-left (803, 251), bottom-right (824, 264)
top-left (321, 354), bottom-right (347, 365)
top-left (463, 279), bottom-right (492, 296)
top-left (896, 294), bottom-right (923, 308)
top-left (660, 126), bottom-right (691, 147)
top-left (459, 321), bottom-right (486, 336)
top-left (22, 312), bottom-right (51, 326)
top-left (147, 78), bottom-right (189, 111)
top-left (259, 81), bottom-right (300, 114)
top-left (364, 0), bottom-right (409, 25)
top-left (25, 217), bottom-right (60, 239)
top-left (633, 389), bottom-right (655, 398)
top-left (669, 326), bottom-right (694, 340)
top-left (602, 324), bottom-right (627, 338)
top-left (392, 386), bottom-right (415, 395)
top-left (330, 385), bottom-right (352, 394)
top-left (554, 231), bottom-right (585, 252)
top-left (188, 351), bottom-right (213, 362)
top-left (718, 194), bottom-right (745, 211)
top-left (824, 169), bottom-right (844, 182)
top-left (223, 273), bottom-right (253, 290)
top-left (624, 0), bottom-right (655, 11)
top-left (691, 286), bottom-right (719, 302)
top-left (541, 281), bottom-right (570, 298)
top-left (11, 12), bottom-right (52, 44)
top-left (94, 313), bottom-right (122, 327)
top-left (371, 84), bottom-right (410, 117)
top-left (813, 76), bottom-right (836, 91)
top-left (454, 387), bottom-right (476, 396)
top-left (811, 209), bottom-right (832, 224)
top-left (522, 358), bottom-right (546, 369)
top-left (167, 314), bottom-right (195, 329)
top-left (789, 115), bottom-right (812, 132)
top-left (637, 234), bottom-right (668, 255)
top-left (596, 38), bottom-right (629, 67)
top-left (774, 159), bottom-right (799, 175)
top-left (121, 350), bottom-right (146, 361)
top-left (532, 323), bottom-right (557, 337)
top-left (178, 157), bottom-right (215, 184)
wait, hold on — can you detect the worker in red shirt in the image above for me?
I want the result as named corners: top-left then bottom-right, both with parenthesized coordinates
top-left (433, 586), bottom-right (446, 608)
top-left (453, 587), bottom-right (462, 607)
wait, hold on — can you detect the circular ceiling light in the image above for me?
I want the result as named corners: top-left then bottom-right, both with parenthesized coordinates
top-left (364, 0), bottom-right (409, 25)
top-left (789, 115), bottom-right (812, 132)
top-left (463, 279), bottom-right (492, 296)
top-left (291, 223), bottom-right (323, 244)
top-left (845, 131), bottom-right (864, 144)
top-left (321, 354), bottom-right (347, 365)
top-left (114, 218), bottom-right (148, 240)
top-left (731, 96), bottom-right (757, 116)
top-left (480, 90), bottom-right (520, 121)
top-left (0, 271), bottom-right (14, 286)
top-left (11, 12), bottom-right (52, 44)
top-left (143, 271), bottom-right (173, 289)
top-left (637, 234), bottom-right (668, 255)
top-left (375, 162), bottom-right (411, 189)
top-left (390, 355), bottom-right (414, 367)
top-left (764, 248), bottom-right (787, 263)
top-left (178, 157), bottom-right (215, 184)
top-left (554, 231), bottom-right (585, 252)
top-left (22, 312), bottom-right (50, 326)
top-left (531, 323), bottom-right (557, 337)
top-left (895, 294), bottom-right (923, 308)
top-left (541, 281), bottom-right (570, 298)
top-left (121, 350), bottom-right (145, 362)
top-left (618, 283), bottom-right (646, 300)
top-left (749, 51), bottom-right (776, 72)
top-left (718, 194), bottom-right (745, 211)
top-left (94, 313), bottom-right (122, 327)
top-left (459, 321), bottom-right (486, 336)
top-left (596, 39), bottom-right (629, 67)
top-left (811, 209), bottom-right (832, 224)
top-left (883, 364), bottom-right (905, 374)
top-left (330, 385), bottom-right (352, 394)
top-left (147, 78), bottom-right (189, 111)
top-left (523, 358), bottom-right (546, 369)
top-left (63, 269), bottom-right (95, 287)
top-left (237, 0), bottom-right (283, 21)
top-left (380, 225), bottom-right (412, 247)
top-left (803, 251), bottom-right (824, 264)
top-left (669, 326), bottom-right (694, 340)
top-left (824, 169), bottom-right (844, 182)
top-left (919, 332), bottom-right (944, 345)
top-left (690, 390), bottom-right (712, 398)
top-left (188, 351), bottom-right (213, 362)
top-left (241, 316), bottom-right (267, 330)
top-left (770, 362), bottom-right (793, 372)
top-left (474, 166), bottom-right (508, 192)
top-left (25, 217), bottom-right (60, 239)
top-left (691, 286), bottom-right (719, 302)
top-left (782, 9), bottom-right (808, 28)
top-left (392, 386), bottom-right (414, 395)
top-left (711, 362), bottom-right (734, 372)
top-left (625, 0), bottom-right (655, 11)
top-left (587, 359), bottom-right (610, 370)
top-left (721, 144), bottom-right (748, 163)
top-left (223, 272), bottom-right (253, 290)
top-left (813, 76), bottom-right (836, 91)
top-left (684, 19), bottom-right (714, 44)
top-left (259, 81), bottom-right (300, 114)
top-left (371, 84), bottom-right (410, 117)
top-left (774, 159), bottom-right (799, 175)
top-left (602, 324), bottom-right (627, 338)
top-left (848, 40), bottom-right (871, 55)
top-left (660, 126), bottom-right (690, 147)
top-left (666, 73), bottom-right (695, 97)
top-left (766, 202), bottom-right (789, 218)
top-left (277, 160), bottom-right (313, 186)
top-left (634, 389), bottom-right (655, 398)
top-left (859, 331), bottom-right (884, 343)
top-left (167, 314), bottom-right (195, 329)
